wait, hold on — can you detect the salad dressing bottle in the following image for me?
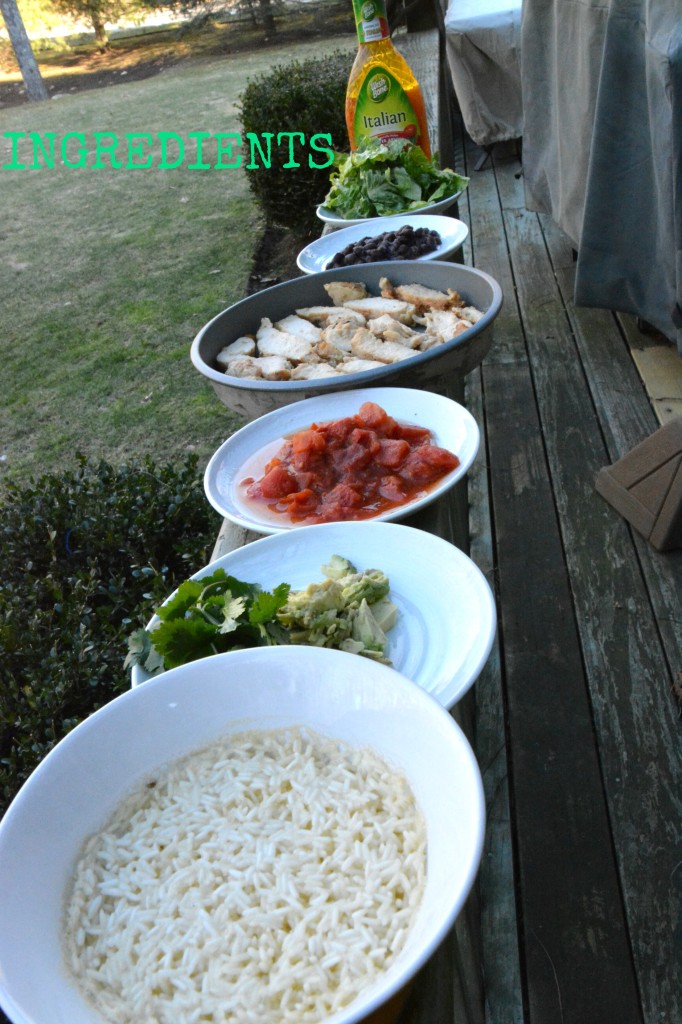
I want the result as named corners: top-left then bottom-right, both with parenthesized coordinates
top-left (346, 0), bottom-right (431, 157)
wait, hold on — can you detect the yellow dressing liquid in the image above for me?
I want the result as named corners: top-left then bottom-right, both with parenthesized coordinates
top-left (346, 1), bottom-right (431, 157)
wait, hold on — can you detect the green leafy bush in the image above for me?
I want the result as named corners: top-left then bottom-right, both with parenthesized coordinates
top-left (239, 49), bottom-right (353, 235)
top-left (0, 454), bottom-right (221, 814)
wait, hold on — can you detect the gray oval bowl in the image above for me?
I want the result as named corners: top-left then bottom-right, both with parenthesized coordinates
top-left (190, 261), bottom-right (503, 421)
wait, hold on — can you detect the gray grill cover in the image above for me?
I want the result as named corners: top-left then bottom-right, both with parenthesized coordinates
top-left (521, 0), bottom-right (682, 352)
top-left (444, 0), bottom-right (523, 147)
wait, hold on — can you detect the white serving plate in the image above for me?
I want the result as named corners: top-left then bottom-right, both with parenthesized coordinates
top-left (296, 215), bottom-right (469, 274)
top-left (316, 189), bottom-right (464, 227)
top-left (0, 646), bottom-right (485, 1024)
top-left (203, 387), bottom-right (480, 534)
top-left (130, 520), bottom-right (497, 709)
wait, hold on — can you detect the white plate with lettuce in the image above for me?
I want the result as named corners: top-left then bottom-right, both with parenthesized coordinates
top-left (127, 521), bottom-right (496, 710)
top-left (316, 192), bottom-right (465, 228)
top-left (317, 138), bottom-right (469, 227)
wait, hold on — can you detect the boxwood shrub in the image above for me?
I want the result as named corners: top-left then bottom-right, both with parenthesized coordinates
top-left (0, 454), bottom-right (221, 814)
top-left (239, 49), bottom-right (354, 235)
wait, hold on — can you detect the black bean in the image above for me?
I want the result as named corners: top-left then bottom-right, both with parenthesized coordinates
top-left (328, 225), bottom-right (441, 268)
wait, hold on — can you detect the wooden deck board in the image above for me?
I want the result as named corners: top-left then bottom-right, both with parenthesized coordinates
top-left (531, 201), bottom-right (682, 1024)
top-left (539, 220), bottom-right (682, 680)
top-left (485, 363), bottom-right (643, 1023)
top-left (464, 137), bottom-right (681, 1024)
top-left (437, 111), bottom-right (680, 1024)
top-left (493, 149), bottom-right (648, 1021)
top-left (455, 117), bottom-right (525, 1024)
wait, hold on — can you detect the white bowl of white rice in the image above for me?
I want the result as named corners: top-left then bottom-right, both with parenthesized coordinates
top-left (0, 646), bottom-right (484, 1024)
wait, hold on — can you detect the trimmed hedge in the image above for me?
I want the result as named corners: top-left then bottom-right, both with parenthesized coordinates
top-left (0, 454), bottom-right (221, 814)
top-left (239, 49), bottom-right (353, 234)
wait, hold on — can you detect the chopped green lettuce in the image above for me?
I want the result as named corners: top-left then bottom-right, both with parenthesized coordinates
top-left (323, 139), bottom-right (469, 220)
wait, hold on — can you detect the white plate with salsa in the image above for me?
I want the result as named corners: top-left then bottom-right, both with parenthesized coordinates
top-left (131, 521), bottom-right (496, 708)
top-left (204, 387), bottom-right (480, 534)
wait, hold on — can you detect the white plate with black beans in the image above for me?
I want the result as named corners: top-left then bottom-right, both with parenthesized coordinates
top-left (297, 214), bottom-right (469, 275)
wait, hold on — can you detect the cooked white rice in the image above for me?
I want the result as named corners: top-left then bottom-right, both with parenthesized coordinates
top-left (63, 726), bottom-right (427, 1024)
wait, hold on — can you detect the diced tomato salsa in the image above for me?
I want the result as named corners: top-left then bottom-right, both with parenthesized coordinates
top-left (241, 401), bottom-right (460, 525)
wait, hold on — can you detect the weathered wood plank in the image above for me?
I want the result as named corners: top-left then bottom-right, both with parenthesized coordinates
top-left (460, 134), bottom-right (524, 1024)
top-left (538, 216), bottom-right (660, 445)
top-left (520, 210), bottom-right (682, 1024)
top-left (462, 141), bottom-right (525, 370)
top-left (465, 368), bottom-right (524, 1024)
top-left (484, 146), bottom-right (643, 1024)
top-left (539, 213), bottom-right (682, 684)
top-left (210, 518), bottom-right (261, 562)
top-left (398, 924), bottom-right (459, 1024)
top-left (495, 149), bottom-right (681, 1024)
top-left (629, 346), bottom-right (682, 424)
top-left (450, 106), bottom-right (472, 258)
top-left (485, 357), bottom-right (643, 1023)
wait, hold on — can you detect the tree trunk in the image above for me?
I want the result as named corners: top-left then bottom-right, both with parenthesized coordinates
top-left (257, 0), bottom-right (275, 34)
top-left (91, 12), bottom-right (109, 50)
top-left (241, 0), bottom-right (258, 28)
top-left (0, 0), bottom-right (49, 102)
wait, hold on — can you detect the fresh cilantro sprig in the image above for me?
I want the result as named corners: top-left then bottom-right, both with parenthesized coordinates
top-left (125, 569), bottom-right (291, 675)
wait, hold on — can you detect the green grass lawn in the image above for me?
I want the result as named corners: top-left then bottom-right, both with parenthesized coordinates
top-left (0, 33), bottom-right (356, 486)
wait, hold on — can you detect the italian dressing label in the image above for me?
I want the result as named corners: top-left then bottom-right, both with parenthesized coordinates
top-left (353, 66), bottom-right (421, 148)
top-left (352, 0), bottom-right (389, 43)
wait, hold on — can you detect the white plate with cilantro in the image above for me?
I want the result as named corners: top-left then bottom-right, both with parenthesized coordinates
top-left (128, 521), bottom-right (497, 710)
